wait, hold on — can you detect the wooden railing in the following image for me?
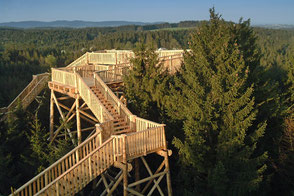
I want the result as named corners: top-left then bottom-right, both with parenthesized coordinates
top-left (17, 125), bottom-right (165, 196)
top-left (156, 50), bottom-right (184, 57)
top-left (76, 73), bottom-right (114, 122)
top-left (51, 69), bottom-right (76, 87)
top-left (2, 73), bottom-right (50, 113)
top-left (67, 53), bottom-right (88, 67)
top-left (93, 72), bottom-right (134, 129)
top-left (10, 131), bottom-right (102, 196)
top-left (135, 117), bottom-right (163, 132)
top-left (126, 126), bottom-right (165, 159)
top-left (35, 137), bottom-right (117, 196)
top-left (88, 53), bottom-right (117, 65)
top-left (96, 66), bottom-right (130, 83)
top-left (75, 65), bottom-right (112, 78)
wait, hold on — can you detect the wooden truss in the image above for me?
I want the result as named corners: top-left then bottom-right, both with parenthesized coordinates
top-left (91, 150), bottom-right (172, 196)
top-left (49, 89), bottom-right (99, 145)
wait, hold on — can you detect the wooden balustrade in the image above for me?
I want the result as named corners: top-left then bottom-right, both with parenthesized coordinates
top-left (11, 115), bottom-right (166, 196)
top-left (17, 125), bottom-right (166, 196)
top-left (96, 66), bottom-right (130, 83)
top-left (5, 73), bottom-right (50, 112)
top-left (52, 69), bottom-right (76, 87)
top-left (76, 73), bottom-right (114, 123)
top-left (67, 53), bottom-right (88, 67)
top-left (93, 72), bottom-right (133, 124)
top-left (10, 131), bottom-right (101, 196)
top-left (88, 53), bottom-right (117, 64)
top-left (34, 137), bottom-right (116, 196)
top-left (135, 117), bottom-right (163, 132)
top-left (126, 126), bottom-right (165, 160)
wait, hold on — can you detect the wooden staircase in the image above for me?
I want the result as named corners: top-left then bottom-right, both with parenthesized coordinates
top-left (90, 86), bottom-right (131, 134)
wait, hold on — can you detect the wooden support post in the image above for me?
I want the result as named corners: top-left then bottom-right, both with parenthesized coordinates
top-left (122, 135), bottom-right (128, 196)
top-left (74, 67), bottom-right (78, 94)
top-left (106, 171), bottom-right (123, 196)
top-left (163, 131), bottom-right (173, 196)
top-left (102, 174), bottom-right (110, 193)
top-left (142, 160), bottom-right (165, 194)
top-left (76, 96), bottom-right (82, 144)
top-left (52, 92), bottom-right (75, 144)
top-left (140, 157), bottom-right (164, 195)
top-left (50, 90), bottom-right (54, 141)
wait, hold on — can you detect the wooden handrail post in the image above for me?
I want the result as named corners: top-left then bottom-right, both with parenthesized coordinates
top-left (96, 124), bottom-right (103, 146)
top-left (94, 72), bottom-right (96, 87)
top-left (100, 108), bottom-right (103, 123)
top-left (87, 52), bottom-right (89, 64)
top-left (74, 67), bottom-right (78, 94)
top-left (50, 90), bottom-right (54, 141)
top-left (76, 96), bottom-right (82, 145)
top-left (118, 102), bottom-right (121, 116)
top-left (122, 135), bottom-right (128, 196)
top-left (163, 128), bottom-right (173, 196)
top-left (130, 115), bottom-right (136, 132)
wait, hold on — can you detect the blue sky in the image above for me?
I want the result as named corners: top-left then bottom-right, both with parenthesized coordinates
top-left (0, 0), bottom-right (293, 24)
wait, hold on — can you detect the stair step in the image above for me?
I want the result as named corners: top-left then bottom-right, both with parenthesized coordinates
top-left (114, 121), bottom-right (127, 126)
top-left (114, 129), bottom-right (132, 135)
top-left (114, 125), bottom-right (130, 131)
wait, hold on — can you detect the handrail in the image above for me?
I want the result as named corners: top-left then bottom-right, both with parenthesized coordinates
top-left (67, 52), bottom-right (88, 67)
top-left (96, 66), bottom-right (130, 83)
top-left (126, 126), bottom-right (165, 159)
top-left (35, 137), bottom-right (116, 196)
top-left (21, 74), bottom-right (50, 109)
top-left (158, 53), bottom-right (183, 59)
top-left (135, 116), bottom-right (163, 132)
top-left (10, 131), bottom-right (101, 196)
top-left (76, 73), bottom-right (114, 122)
top-left (33, 124), bottom-right (166, 195)
top-left (51, 68), bottom-right (76, 87)
top-left (88, 52), bottom-right (117, 64)
top-left (93, 72), bottom-right (133, 120)
top-left (6, 73), bottom-right (50, 111)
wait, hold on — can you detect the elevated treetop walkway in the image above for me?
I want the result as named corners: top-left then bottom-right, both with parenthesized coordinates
top-left (8, 50), bottom-right (183, 196)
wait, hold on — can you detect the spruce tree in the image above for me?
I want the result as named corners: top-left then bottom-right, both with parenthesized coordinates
top-left (123, 43), bottom-right (169, 120)
top-left (169, 8), bottom-right (268, 195)
top-left (0, 104), bottom-right (33, 195)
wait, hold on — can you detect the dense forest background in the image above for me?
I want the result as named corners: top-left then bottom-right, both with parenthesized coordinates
top-left (0, 14), bottom-right (294, 195)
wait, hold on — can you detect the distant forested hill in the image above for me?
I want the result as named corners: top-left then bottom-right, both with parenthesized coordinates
top-left (0, 20), bottom-right (151, 28)
top-left (0, 20), bottom-right (201, 29)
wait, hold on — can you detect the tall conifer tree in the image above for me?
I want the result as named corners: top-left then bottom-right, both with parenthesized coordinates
top-left (169, 8), bottom-right (268, 195)
top-left (123, 43), bottom-right (169, 120)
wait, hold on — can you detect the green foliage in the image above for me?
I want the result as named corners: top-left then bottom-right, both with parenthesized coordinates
top-left (123, 43), bottom-right (169, 120)
top-left (44, 54), bottom-right (57, 68)
top-left (28, 110), bottom-right (75, 173)
top-left (169, 8), bottom-right (268, 195)
top-left (0, 104), bottom-right (33, 195)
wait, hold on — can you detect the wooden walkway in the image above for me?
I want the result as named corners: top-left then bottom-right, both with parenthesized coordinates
top-left (9, 50), bottom-right (182, 196)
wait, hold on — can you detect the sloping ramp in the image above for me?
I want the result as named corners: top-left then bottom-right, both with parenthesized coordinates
top-left (0, 73), bottom-right (50, 114)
